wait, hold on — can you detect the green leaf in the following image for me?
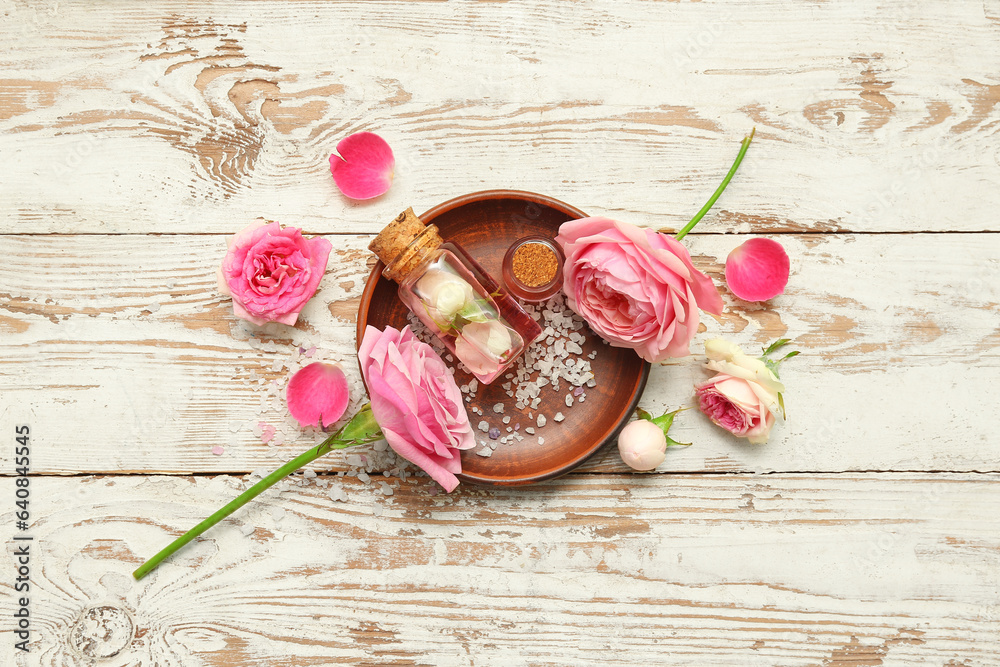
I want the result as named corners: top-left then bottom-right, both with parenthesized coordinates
top-left (635, 407), bottom-right (653, 421)
top-left (777, 392), bottom-right (786, 420)
top-left (781, 350), bottom-right (800, 362)
top-left (665, 436), bottom-right (693, 448)
top-left (761, 338), bottom-right (791, 357)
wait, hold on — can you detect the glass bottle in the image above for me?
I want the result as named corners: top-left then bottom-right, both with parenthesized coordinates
top-left (370, 208), bottom-right (542, 384)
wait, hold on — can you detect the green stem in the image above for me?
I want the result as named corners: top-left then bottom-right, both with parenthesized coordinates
top-left (132, 404), bottom-right (382, 581)
top-left (675, 127), bottom-right (756, 241)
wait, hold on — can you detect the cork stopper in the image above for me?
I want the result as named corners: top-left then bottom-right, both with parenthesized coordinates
top-left (370, 207), bottom-right (443, 282)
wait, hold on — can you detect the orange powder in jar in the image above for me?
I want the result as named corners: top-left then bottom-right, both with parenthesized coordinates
top-left (511, 242), bottom-right (559, 288)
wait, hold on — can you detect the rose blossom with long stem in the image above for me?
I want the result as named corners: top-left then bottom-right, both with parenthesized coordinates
top-left (556, 129), bottom-right (754, 363)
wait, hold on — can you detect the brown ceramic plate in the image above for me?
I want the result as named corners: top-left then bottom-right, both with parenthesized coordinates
top-left (357, 190), bottom-right (650, 486)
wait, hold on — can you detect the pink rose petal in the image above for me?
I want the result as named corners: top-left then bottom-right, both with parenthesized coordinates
top-left (328, 132), bottom-right (394, 199)
top-left (286, 362), bottom-right (350, 428)
top-left (725, 238), bottom-right (790, 301)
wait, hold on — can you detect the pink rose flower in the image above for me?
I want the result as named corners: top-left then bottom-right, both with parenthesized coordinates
top-left (218, 221), bottom-right (332, 326)
top-left (358, 325), bottom-right (475, 492)
top-left (556, 217), bottom-right (723, 363)
top-left (695, 339), bottom-right (785, 444)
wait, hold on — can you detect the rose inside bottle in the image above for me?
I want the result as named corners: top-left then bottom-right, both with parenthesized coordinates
top-left (370, 208), bottom-right (542, 384)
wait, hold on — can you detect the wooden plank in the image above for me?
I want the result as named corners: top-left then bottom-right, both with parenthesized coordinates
top-left (4, 473), bottom-right (998, 665)
top-left (2, 232), bottom-right (998, 475)
top-left (1, 2), bottom-right (999, 234)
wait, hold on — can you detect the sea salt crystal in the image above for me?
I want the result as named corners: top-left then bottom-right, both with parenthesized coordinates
top-left (488, 427), bottom-right (500, 440)
top-left (478, 420), bottom-right (490, 433)
top-left (210, 446), bottom-right (224, 456)
top-left (328, 486), bottom-right (348, 502)
top-left (537, 414), bottom-right (547, 428)
top-left (502, 416), bottom-right (511, 424)
top-left (574, 386), bottom-right (585, 396)
top-left (347, 454), bottom-right (364, 467)
top-left (469, 379), bottom-right (478, 393)
top-left (493, 403), bottom-right (505, 414)
top-left (538, 437), bottom-right (545, 445)
top-left (271, 508), bottom-right (285, 522)
top-left (476, 447), bottom-right (493, 457)
top-left (357, 471), bottom-right (371, 484)
top-left (565, 394), bottom-right (574, 407)
top-left (380, 482), bottom-right (394, 496)
top-left (240, 524), bottom-right (255, 536)
top-left (525, 427), bottom-right (535, 435)
top-left (554, 412), bottom-right (565, 422)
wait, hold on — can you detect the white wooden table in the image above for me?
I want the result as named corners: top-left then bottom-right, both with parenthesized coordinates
top-left (2, 2), bottom-right (999, 665)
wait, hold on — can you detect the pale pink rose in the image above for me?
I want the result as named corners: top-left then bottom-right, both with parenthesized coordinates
top-left (556, 217), bottom-right (723, 363)
top-left (695, 338), bottom-right (785, 444)
top-left (218, 221), bottom-right (332, 326)
top-left (358, 325), bottom-right (475, 492)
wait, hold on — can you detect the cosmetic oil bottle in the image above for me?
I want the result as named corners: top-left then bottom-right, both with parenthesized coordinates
top-left (369, 208), bottom-right (542, 384)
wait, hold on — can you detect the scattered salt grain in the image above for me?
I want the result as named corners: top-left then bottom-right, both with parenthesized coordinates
top-left (210, 446), bottom-right (224, 456)
top-left (328, 486), bottom-right (348, 502)
top-left (493, 403), bottom-right (505, 414)
top-left (574, 386), bottom-right (585, 396)
top-left (502, 416), bottom-right (511, 424)
top-left (525, 427), bottom-right (535, 435)
top-left (565, 394), bottom-right (574, 407)
top-left (476, 447), bottom-right (493, 458)
top-left (357, 471), bottom-right (371, 484)
top-left (554, 412), bottom-right (565, 422)
top-left (538, 437), bottom-right (545, 445)
top-left (478, 420), bottom-right (490, 433)
top-left (537, 414), bottom-right (547, 428)
top-left (240, 524), bottom-right (255, 536)
top-left (488, 427), bottom-right (500, 440)
top-left (380, 482), bottom-right (394, 496)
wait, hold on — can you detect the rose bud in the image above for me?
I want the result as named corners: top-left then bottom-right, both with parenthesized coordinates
top-left (617, 407), bottom-right (691, 471)
top-left (617, 420), bottom-right (668, 471)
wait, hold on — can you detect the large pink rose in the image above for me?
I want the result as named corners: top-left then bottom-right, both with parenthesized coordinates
top-left (358, 325), bottom-right (475, 492)
top-left (555, 217), bottom-right (723, 362)
top-left (218, 220), bottom-right (332, 326)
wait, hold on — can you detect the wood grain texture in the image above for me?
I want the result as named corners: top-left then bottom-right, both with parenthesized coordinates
top-left (3, 232), bottom-right (999, 475)
top-left (1, 1), bottom-right (999, 234)
top-left (4, 1), bottom-right (1000, 665)
top-left (2, 474), bottom-right (998, 666)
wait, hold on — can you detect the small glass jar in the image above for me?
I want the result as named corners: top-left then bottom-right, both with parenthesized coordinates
top-left (370, 208), bottom-right (542, 384)
top-left (501, 235), bottom-right (564, 303)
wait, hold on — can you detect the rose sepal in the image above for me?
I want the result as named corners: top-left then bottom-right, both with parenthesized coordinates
top-left (635, 407), bottom-right (692, 449)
